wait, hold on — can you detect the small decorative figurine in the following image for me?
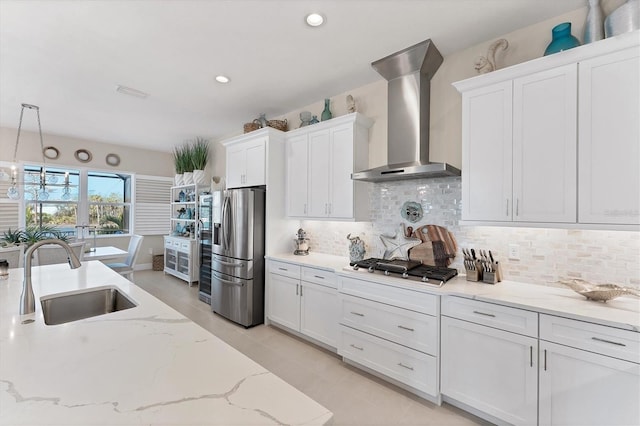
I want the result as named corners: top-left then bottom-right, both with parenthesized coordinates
top-left (309, 115), bottom-right (319, 125)
top-left (347, 234), bottom-right (366, 263)
top-left (474, 38), bottom-right (509, 74)
top-left (346, 94), bottom-right (356, 113)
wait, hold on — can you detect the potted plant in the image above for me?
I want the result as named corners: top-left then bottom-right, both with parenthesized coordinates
top-left (191, 137), bottom-right (209, 186)
top-left (172, 145), bottom-right (190, 186)
top-left (1, 225), bottom-right (68, 248)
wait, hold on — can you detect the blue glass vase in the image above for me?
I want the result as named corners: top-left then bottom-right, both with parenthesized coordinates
top-left (544, 22), bottom-right (581, 56)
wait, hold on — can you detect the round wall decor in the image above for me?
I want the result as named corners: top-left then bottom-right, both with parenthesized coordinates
top-left (105, 153), bottom-right (121, 166)
top-left (43, 146), bottom-right (60, 160)
top-left (74, 149), bottom-right (92, 163)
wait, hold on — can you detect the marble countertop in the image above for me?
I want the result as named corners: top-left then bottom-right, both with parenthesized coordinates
top-left (0, 261), bottom-right (332, 425)
top-left (265, 253), bottom-right (640, 332)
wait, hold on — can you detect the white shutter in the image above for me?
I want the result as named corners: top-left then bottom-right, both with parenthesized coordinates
top-left (134, 175), bottom-right (172, 235)
top-left (0, 161), bottom-right (20, 233)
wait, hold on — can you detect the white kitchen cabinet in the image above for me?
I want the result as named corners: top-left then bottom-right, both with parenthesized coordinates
top-left (163, 236), bottom-right (198, 284)
top-left (441, 316), bottom-right (538, 426)
top-left (338, 275), bottom-right (440, 400)
top-left (578, 47), bottom-right (640, 225)
top-left (285, 112), bottom-right (372, 221)
top-left (267, 260), bottom-right (338, 349)
top-left (440, 297), bottom-right (538, 426)
top-left (455, 30), bottom-right (639, 229)
top-left (539, 314), bottom-right (640, 426)
top-left (461, 81), bottom-right (512, 221)
top-left (460, 64), bottom-right (577, 223)
top-left (512, 64), bottom-right (577, 223)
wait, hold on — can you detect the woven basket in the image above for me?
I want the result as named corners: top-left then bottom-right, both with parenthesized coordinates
top-left (243, 122), bottom-right (260, 133)
top-left (267, 119), bottom-right (288, 131)
top-left (152, 254), bottom-right (164, 271)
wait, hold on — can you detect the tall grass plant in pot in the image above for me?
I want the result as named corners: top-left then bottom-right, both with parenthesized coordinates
top-left (191, 137), bottom-right (210, 186)
top-left (173, 145), bottom-right (190, 186)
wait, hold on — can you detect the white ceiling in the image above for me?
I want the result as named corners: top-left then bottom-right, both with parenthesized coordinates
top-left (0, 0), bottom-right (585, 153)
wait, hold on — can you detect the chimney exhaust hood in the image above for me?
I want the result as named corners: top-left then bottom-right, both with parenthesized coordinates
top-left (351, 39), bottom-right (461, 182)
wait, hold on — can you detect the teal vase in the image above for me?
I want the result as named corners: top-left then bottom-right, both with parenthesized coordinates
top-left (321, 98), bottom-right (332, 121)
top-left (544, 22), bottom-right (581, 56)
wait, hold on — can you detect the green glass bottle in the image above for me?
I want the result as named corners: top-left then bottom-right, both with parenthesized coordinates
top-left (321, 98), bottom-right (332, 121)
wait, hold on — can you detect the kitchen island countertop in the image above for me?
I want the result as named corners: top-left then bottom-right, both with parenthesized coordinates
top-left (0, 261), bottom-right (332, 425)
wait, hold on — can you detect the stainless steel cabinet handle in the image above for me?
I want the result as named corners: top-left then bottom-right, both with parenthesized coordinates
top-left (313, 275), bottom-right (325, 279)
top-left (325, 203), bottom-right (328, 214)
top-left (472, 310), bottom-right (496, 318)
top-left (592, 337), bottom-right (626, 347)
top-left (216, 260), bottom-right (244, 268)
top-left (350, 311), bottom-right (365, 317)
top-left (296, 284), bottom-right (299, 295)
top-left (278, 267), bottom-right (288, 271)
top-left (530, 346), bottom-right (533, 367)
top-left (506, 199), bottom-right (509, 216)
top-left (397, 325), bottom-right (415, 332)
top-left (544, 349), bottom-right (547, 371)
top-left (350, 344), bottom-right (363, 351)
top-left (397, 362), bottom-right (414, 371)
top-left (300, 285), bottom-right (303, 296)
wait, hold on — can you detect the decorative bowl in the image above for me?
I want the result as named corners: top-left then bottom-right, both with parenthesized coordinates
top-left (559, 279), bottom-right (640, 302)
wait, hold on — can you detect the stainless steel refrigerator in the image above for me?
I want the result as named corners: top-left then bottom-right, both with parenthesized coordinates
top-left (210, 187), bottom-right (265, 327)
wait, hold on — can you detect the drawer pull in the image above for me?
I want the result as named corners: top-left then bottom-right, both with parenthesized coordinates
top-left (397, 362), bottom-right (414, 371)
top-left (472, 310), bottom-right (496, 318)
top-left (350, 311), bottom-right (365, 317)
top-left (313, 275), bottom-right (325, 279)
top-left (397, 325), bottom-right (415, 332)
top-left (350, 344), bottom-right (364, 351)
top-left (591, 337), bottom-right (626, 347)
top-left (278, 267), bottom-right (288, 271)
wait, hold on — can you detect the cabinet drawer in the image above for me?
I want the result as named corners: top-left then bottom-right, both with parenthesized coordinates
top-left (339, 326), bottom-right (438, 397)
top-left (165, 238), bottom-right (174, 248)
top-left (302, 267), bottom-right (336, 288)
top-left (442, 296), bottom-right (538, 338)
top-left (340, 294), bottom-right (437, 355)
top-left (180, 241), bottom-right (191, 251)
top-left (268, 260), bottom-right (301, 279)
top-left (540, 314), bottom-right (640, 363)
top-left (173, 241), bottom-right (181, 248)
top-left (339, 276), bottom-right (438, 315)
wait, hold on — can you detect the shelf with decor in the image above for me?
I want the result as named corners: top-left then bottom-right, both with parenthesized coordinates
top-left (165, 183), bottom-right (205, 284)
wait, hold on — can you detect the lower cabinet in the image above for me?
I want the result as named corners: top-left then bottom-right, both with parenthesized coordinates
top-left (338, 276), bottom-right (440, 400)
top-left (266, 260), bottom-right (338, 349)
top-left (440, 316), bottom-right (538, 426)
top-left (539, 314), bottom-right (640, 426)
top-left (163, 236), bottom-right (198, 284)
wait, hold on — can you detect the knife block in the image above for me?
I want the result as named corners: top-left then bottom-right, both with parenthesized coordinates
top-left (482, 262), bottom-right (502, 284)
top-left (465, 261), bottom-right (483, 282)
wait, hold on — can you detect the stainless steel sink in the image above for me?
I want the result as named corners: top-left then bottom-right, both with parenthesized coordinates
top-left (40, 287), bottom-right (137, 325)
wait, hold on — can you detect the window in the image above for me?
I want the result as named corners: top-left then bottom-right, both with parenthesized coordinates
top-left (22, 165), bottom-right (132, 238)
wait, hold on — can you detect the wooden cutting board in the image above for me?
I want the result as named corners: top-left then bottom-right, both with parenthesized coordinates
top-left (408, 224), bottom-right (458, 267)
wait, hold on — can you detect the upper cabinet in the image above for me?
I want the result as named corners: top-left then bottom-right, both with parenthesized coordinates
top-left (223, 128), bottom-right (284, 189)
top-left (285, 113), bottom-right (373, 221)
top-left (578, 47), bottom-right (639, 225)
top-left (454, 31), bottom-right (639, 229)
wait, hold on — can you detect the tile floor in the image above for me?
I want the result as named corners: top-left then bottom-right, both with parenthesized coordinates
top-left (133, 270), bottom-right (488, 426)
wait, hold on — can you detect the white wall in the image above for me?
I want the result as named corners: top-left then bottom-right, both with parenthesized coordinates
top-left (0, 126), bottom-right (174, 266)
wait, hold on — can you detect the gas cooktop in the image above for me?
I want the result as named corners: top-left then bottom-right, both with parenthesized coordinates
top-left (350, 258), bottom-right (458, 286)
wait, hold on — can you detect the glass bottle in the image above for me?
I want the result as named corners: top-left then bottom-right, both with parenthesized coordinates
top-left (544, 22), bottom-right (581, 56)
top-left (321, 98), bottom-right (332, 121)
top-left (584, 0), bottom-right (604, 44)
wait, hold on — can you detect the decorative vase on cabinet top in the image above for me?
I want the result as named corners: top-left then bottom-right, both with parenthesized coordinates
top-left (321, 98), bottom-right (332, 121)
top-left (544, 22), bottom-right (581, 56)
top-left (584, 0), bottom-right (605, 44)
top-left (604, 0), bottom-right (639, 38)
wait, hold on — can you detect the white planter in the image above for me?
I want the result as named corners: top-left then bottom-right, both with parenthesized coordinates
top-left (182, 172), bottom-right (194, 185)
top-left (174, 174), bottom-right (184, 186)
top-left (193, 169), bottom-right (208, 186)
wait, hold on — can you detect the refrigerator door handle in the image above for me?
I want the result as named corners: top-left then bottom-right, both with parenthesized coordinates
top-left (212, 271), bottom-right (245, 287)
top-left (222, 194), bottom-right (232, 251)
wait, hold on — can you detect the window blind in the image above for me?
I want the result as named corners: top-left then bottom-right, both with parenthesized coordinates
top-left (134, 175), bottom-right (173, 235)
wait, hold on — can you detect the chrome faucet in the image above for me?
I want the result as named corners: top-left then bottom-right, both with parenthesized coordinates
top-left (20, 239), bottom-right (82, 316)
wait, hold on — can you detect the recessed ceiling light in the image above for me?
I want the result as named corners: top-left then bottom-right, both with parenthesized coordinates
top-left (305, 13), bottom-right (325, 27)
top-left (116, 85), bottom-right (149, 99)
top-left (215, 75), bottom-right (230, 83)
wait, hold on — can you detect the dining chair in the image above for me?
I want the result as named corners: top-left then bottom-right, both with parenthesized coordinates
top-left (105, 235), bottom-right (143, 280)
top-left (35, 241), bottom-right (85, 266)
top-left (0, 245), bottom-right (25, 269)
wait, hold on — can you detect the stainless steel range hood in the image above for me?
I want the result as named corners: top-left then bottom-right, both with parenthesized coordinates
top-left (352, 39), bottom-right (461, 182)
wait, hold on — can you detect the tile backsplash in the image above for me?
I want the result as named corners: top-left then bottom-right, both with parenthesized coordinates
top-left (301, 177), bottom-right (640, 288)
